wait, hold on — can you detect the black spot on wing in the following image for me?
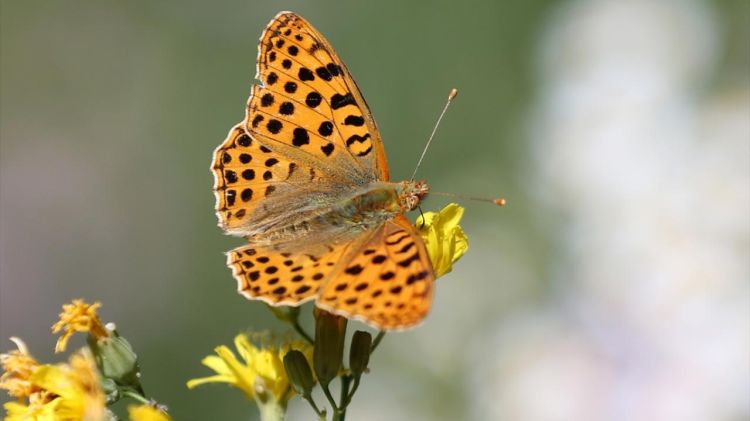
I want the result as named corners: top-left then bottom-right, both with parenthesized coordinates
top-left (345, 133), bottom-right (371, 147)
top-left (344, 115), bottom-right (365, 126)
top-left (261, 93), bottom-right (274, 107)
top-left (386, 232), bottom-right (410, 245)
top-left (267, 119), bottom-right (283, 134)
top-left (321, 143), bottom-right (335, 156)
top-left (318, 121), bottom-right (334, 137)
top-left (284, 81), bottom-right (297, 93)
top-left (292, 128), bottom-right (310, 146)
top-left (397, 242), bottom-right (416, 254)
top-left (397, 252), bottom-right (420, 268)
top-left (326, 63), bottom-right (342, 77)
top-left (298, 67), bottom-right (315, 81)
top-left (279, 102), bottom-right (294, 115)
top-left (406, 271), bottom-right (430, 285)
top-left (306, 92), bottom-right (322, 108)
top-left (330, 93), bottom-right (356, 110)
top-left (345, 265), bottom-right (364, 275)
top-left (315, 66), bottom-right (332, 81)
top-left (356, 146), bottom-right (372, 157)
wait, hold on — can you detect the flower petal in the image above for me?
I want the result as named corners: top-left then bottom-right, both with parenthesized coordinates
top-left (416, 203), bottom-right (469, 277)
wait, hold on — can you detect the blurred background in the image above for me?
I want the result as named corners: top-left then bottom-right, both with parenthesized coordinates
top-left (1, 0), bottom-right (748, 419)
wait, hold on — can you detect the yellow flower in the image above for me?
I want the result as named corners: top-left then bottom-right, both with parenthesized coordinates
top-left (416, 203), bottom-right (469, 278)
top-left (0, 337), bottom-right (40, 399)
top-left (187, 333), bottom-right (313, 405)
top-left (31, 350), bottom-right (106, 421)
top-left (52, 299), bottom-right (109, 353)
top-left (3, 395), bottom-right (60, 421)
top-left (128, 404), bottom-right (172, 421)
top-left (3, 349), bottom-right (106, 421)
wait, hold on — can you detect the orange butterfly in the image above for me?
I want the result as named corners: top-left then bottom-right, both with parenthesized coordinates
top-left (211, 11), bottom-right (436, 330)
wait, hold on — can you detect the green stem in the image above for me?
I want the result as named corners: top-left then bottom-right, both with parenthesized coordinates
top-left (370, 331), bottom-right (386, 354)
top-left (257, 400), bottom-right (286, 421)
top-left (345, 376), bottom-right (361, 403)
top-left (121, 389), bottom-right (150, 405)
top-left (321, 383), bottom-right (339, 415)
top-left (292, 319), bottom-right (314, 344)
top-left (302, 394), bottom-right (326, 419)
top-left (338, 375), bottom-right (352, 421)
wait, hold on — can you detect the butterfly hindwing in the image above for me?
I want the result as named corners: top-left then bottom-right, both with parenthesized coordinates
top-left (316, 215), bottom-right (435, 330)
top-left (247, 11), bottom-right (390, 182)
top-left (228, 242), bottom-right (351, 306)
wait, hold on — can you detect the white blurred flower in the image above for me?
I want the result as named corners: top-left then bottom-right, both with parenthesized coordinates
top-left (475, 0), bottom-right (749, 420)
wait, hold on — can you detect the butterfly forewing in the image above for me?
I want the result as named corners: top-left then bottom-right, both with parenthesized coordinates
top-left (247, 11), bottom-right (389, 182)
top-left (316, 216), bottom-right (435, 330)
top-left (212, 124), bottom-right (328, 234)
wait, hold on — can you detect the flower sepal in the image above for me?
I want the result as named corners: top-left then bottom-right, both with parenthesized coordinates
top-left (313, 310), bottom-right (347, 387)
top-left (87, 324), bottom-right (143, 396)
top-left (349, 331), bottom-right (371, 378)
top-left (283, 350), bottom-right (315, 397)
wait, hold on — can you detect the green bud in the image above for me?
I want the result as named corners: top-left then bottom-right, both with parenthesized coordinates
top-left (313, 310), bottom-right (347, 386)
top-left (87, 324), bottom-right (143, 393)
top-left (349, 330), bottom-right (372, 377)
top-left (101, 378), bottom-right (120, 404)
top-left (283, 350), bottom-right (315, 396)
top-left (266, 304), bottom-right (301, 324)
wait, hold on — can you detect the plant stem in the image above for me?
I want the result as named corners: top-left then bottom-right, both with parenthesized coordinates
top-left (345, 377), bottom-right (361, 403)
top-left (292, 319), bottom-right (314, 344)
top-left (303, 394), bottom-right (326, 419)
top-left (338, 375), bottom-right (352, 421)
top-left (257, 400), bottom-right (286, 421)
top-left (321, 383), bottom-right (339, 415)
top-left (121, 389), bottom-right (150, 405)
top-left (370, 331), bottom-right (386, 354)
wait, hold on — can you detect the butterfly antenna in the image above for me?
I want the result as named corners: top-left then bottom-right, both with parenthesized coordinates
top-left (410, 88), bottom-right (459, 181)
top-left (431, 191), bottom-right (507, 207)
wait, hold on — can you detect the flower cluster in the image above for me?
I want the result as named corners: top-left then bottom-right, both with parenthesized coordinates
top-left (187, 333), bottom-right (314, 419)
top-left (1, 300), bottom-right (171, 421)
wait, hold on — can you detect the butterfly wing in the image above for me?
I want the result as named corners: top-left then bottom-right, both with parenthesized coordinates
top-left (316, 215), bottom-right (436, 330)
top-left (212, 123), bottom-right (331, 235)
top-left (213, 12), bottom-right (392, 235)
top-left (228, 241), bottom-right (355, 306)
top-left (246, 11), bottom-right (390, 182)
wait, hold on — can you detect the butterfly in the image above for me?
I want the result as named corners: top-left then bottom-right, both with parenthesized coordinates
top-left (211, 11), bottom-right (436, 330)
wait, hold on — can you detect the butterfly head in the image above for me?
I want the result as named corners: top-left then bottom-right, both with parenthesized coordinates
top-left (398, 180), bottom-right (430, 212)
